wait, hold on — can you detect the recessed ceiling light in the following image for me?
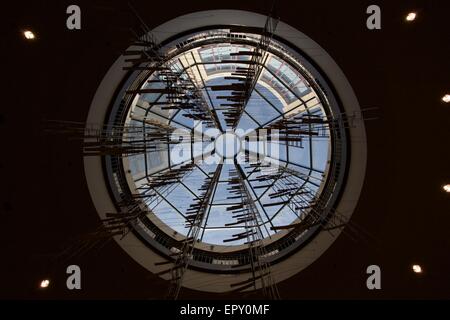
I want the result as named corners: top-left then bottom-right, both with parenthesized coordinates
top-left (23, 30), bottom-right (36, 40)
top-left (442, 94), bottom-right (450, 103)
top-left (443, 184), bottom-right (450, 193)
top-left (406, 12), bottom-right (417, 22)
top-left (412, 264), bottom-right (422, 273)
top-left (40, 279), bottom-right (50, 288)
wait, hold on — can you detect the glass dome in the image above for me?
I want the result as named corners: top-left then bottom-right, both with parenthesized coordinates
top-left (123, 38), bottom-right (332, 246)
top-left (101, 23), bottom-right (349, 275)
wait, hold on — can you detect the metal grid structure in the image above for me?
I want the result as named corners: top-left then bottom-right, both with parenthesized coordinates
top-left (51, 12), bottom-right (363, 299)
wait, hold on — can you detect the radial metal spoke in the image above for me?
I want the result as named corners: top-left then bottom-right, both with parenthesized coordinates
top-left (166, 163), bottom-right (223, 300)
top-left (223, 160), bottom-right (280, 299)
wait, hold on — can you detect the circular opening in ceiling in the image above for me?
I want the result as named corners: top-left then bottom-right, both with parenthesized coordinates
top-left (84, 10), bottom-right (366, 293)
top-left (114, 27), bottom-right (338, 249)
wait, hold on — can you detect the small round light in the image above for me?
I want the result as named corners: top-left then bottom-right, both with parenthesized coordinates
top-left (406, 12), bottom-right (417, 21)
top-left (443, 184), bottom-right (450, 193)
top-left (40, 279), bottom-right (50, 288)
top-left (412, 265), bottom-right (422, 273)
top-left (23, 30), bottom-right (36, 40)
top-left (442, 94), bottom-right (450, 103)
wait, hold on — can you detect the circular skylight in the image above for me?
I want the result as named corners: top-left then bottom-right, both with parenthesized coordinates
top-left (119, 31), bottom-right (334, 247)
top-left (85, 10), bottom-right (366, 293)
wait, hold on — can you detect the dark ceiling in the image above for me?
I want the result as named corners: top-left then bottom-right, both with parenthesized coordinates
top-left (2, 0), bottom-right (449, 299)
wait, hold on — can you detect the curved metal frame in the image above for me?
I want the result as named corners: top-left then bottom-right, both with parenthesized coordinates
top-left (102, 27), bottom-right (349, 273)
